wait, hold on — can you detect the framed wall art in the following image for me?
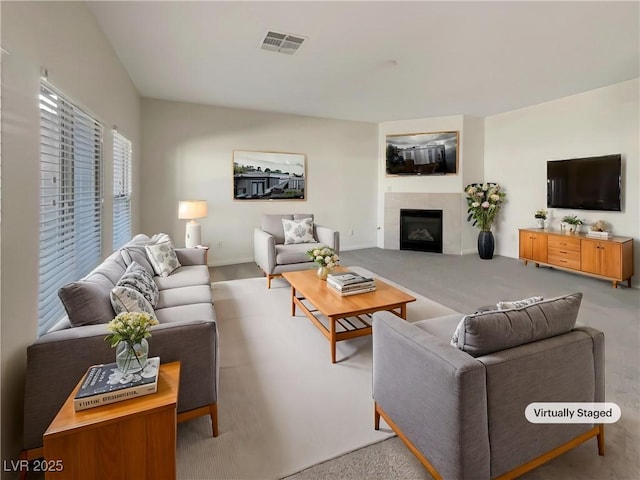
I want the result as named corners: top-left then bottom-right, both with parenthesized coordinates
top-left (386, 131), bottom-right (459, 176)
top-left (233, 150), bottom-right (306, 200)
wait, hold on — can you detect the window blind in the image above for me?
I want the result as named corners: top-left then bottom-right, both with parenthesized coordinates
top-left (113, 131), bottom-right (132, 250)
top-left (38, 83), bottom-right (103, 336)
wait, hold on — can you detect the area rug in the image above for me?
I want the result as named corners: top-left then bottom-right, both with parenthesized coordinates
top-left (176, 267), bottom-right (456, 479)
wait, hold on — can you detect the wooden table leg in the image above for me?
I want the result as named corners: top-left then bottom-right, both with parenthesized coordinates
top-left (330, 316), bottom-right (337, 364)
top-left (291, 286), bottom-right (296, 315)
top-left (399, 304), bottom-right (407, 320)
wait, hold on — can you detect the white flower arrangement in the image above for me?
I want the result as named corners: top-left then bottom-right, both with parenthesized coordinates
top-left (306, 246), bottom-right (339, 268)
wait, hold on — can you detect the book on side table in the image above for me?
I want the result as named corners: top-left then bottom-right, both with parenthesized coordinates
top-left (74, 357), bottom-right (160, 411)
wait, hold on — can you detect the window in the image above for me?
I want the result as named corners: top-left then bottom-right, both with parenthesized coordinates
top-left (38, 83), bottom-right (103, 335)
top-left (113, 131), bottom-right (132, 250)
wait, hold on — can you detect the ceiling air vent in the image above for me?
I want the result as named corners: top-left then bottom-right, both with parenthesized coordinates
top-left (261, 31), bottom-right (306, 55)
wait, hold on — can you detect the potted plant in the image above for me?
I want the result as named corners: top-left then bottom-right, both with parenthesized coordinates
top-left (561, 215), bottom-right (584, 234)
top-left (464, 182), bottom-right (507, 259)
top-left (105, 312), bottom-right (159, 374)
top-left (534, 209), bottom-right (547, 229)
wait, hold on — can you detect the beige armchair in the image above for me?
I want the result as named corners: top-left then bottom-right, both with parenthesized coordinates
top-left (254, 214), bottom-right (339, 288)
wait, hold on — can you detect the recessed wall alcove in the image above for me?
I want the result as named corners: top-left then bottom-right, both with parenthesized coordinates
top-left (384, 192), bottom-right (464, 254)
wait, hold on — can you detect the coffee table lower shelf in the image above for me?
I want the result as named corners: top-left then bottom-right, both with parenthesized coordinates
top-left (290, 293), bottom-right (409, 364)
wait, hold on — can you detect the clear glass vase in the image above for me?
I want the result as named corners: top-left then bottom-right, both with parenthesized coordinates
top-left (116, 338), bottom-right (149, 374)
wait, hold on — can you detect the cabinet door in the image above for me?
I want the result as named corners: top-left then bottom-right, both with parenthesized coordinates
top-left (599, 242), bottom-right (622, 278)
top-left (581, 240), bottom-right (599, 274)
top-left (531, 234), bottom-right (548, 263)
top-left (519, 231), bottom-right (532, 259)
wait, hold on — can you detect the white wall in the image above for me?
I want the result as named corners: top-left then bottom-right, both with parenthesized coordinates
top-left (485, 79), bottom-right (640, 286)
top-left (377, 115), bottom-right (485, 250)
top-left (0, 2), bottom-right (140, 467)
top-left (140, 99), bottom-right (378, 265)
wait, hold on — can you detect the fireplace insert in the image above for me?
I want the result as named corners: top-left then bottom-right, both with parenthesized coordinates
top-left (400, 209), bottom-right (443, 253)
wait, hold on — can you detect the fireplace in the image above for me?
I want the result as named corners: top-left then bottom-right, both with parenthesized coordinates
top-left (400, 209), bottom-right (443, 253)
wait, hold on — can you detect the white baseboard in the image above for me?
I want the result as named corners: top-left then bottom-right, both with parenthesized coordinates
top-left (209, 256), bottom-right (254, 267)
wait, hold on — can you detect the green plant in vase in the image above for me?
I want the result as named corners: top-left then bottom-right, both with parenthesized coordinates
top-left (561, 215), bottom-right (584, 233)
top-left (534, 209), bottom-right (547, 229)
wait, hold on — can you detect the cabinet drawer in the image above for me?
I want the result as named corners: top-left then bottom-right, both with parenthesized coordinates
top-left (548, 249), bottom-right (581, 270)
top-left (548, 235), bottom-right (581, 252)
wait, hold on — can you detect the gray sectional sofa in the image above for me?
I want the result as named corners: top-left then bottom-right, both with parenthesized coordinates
top-left (22, 234), bottom-right (219, 457)
top-left (372, 293), bottom-right (605, 479)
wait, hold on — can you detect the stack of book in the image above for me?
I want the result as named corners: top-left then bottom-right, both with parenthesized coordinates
top-left (586, 230), bottom-right (612, 239)
top-left (327, 271), bottom-right (376, 296)
top-left (73, 357), bottom-right (160, 411)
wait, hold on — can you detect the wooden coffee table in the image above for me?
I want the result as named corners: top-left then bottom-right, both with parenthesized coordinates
top-left (282, 268), bottom-right (416, 363)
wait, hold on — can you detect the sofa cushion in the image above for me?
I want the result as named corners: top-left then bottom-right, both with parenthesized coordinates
top-left (121, 245), bottom-right (155, 275)
top-left (154, 302), bottom-right (216, 324)
top-left (282, 217), bottom-right (316, 244)
top-left (414, 314), bottom-right (466, 343)
top-left (153, 265), bottom-right (211, 290)
top-left (117, 262), bottom-right (160, 307)
top-left (87, 258), bottom-right (127, 286)
top-left (110, 286), bottom-right (157, 318)
top-left (58, 275), bottom-right (116, 327)
top-left (145, 241), bottom-right (181, 277)
top-left (452, 293), bottom-right (583, 357)
top-left (275, 242), bottom-right (324, 265)
top-left (261, 214), bottom-right (314, 244)
top-left (156, 285), bottom-right (213, 309)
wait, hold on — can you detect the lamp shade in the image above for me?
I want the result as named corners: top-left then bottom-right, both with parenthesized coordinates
top-left (178, 200), bottom-right (208, 220)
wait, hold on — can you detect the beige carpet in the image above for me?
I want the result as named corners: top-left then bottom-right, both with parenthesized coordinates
top-left (176, 267), bottom-right (456, 480)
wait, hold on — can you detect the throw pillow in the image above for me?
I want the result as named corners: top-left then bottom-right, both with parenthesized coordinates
top-left (451, 293), bottom-right (582, 357)
top-left (282, 217), bottom-right (316, 245)
top-left (496, 296), bottom-right (544, 310)
top-left (145, 241), bottom-right (181, 277)
top-left (117, 262), bottom-right (160, 307)
top-left (110, 286), bottom-right (157, 318)
top-left (58, 276), bottom-right (116, 327)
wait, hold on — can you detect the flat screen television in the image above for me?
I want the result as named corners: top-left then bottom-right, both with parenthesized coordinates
top-left (547, 154), bottom-right (622, 211)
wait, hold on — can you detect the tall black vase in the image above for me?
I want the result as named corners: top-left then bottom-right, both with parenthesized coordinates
top-left (477, 231), bottom-right (495, 259)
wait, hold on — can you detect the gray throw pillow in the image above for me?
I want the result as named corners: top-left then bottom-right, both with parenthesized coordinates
top-left (282, 217), bottom-right (316, 244)
top-left (117, 262), bottom-right (160, 307)
top-left (452, 293), bottom-right (583, 357)
top-left (58, 275), bottom-right (116, 327)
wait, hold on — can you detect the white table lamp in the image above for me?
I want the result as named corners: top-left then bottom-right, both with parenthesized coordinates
top-left (178, 200), bottom-right (208, 248)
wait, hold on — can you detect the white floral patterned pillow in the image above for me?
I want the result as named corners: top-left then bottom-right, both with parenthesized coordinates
top-left (110, 286), bottom-right (157, 318)
top-left (496, 296), bottom-right (544, 310)
top-left (117, 262), bottom-right (160, 307)
top-left (282, 217), bottom-right (316, 245)
top-left (145, 241), bottom-right (181, 277)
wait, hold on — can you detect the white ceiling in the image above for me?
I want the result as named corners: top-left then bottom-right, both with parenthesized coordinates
top-left (87, 1), bottom-right (640, 123)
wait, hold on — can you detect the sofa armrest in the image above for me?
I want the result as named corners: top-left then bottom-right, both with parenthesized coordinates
top-left (24, 319), bottom-right (218, 450)
top-left (254, 228), bottom-right (276, 274)
top-left (372, 311), bottom-right (490, 479)
top-left (315, 225), bottom-right (340, 252)
top-left (175, 247), bottom-right (206, 266)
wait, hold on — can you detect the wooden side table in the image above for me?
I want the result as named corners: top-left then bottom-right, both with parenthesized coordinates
top-left (43, 362), bottom-right (180, 480)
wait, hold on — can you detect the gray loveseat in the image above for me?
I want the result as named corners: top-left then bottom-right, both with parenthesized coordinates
top-left (372, 293), bottom-right (605, 480)
top-left (22, 234), bottom-right (219, 458)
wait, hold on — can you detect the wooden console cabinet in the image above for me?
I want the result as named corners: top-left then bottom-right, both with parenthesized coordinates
top-left (519, 229), bottom-right (634, 288)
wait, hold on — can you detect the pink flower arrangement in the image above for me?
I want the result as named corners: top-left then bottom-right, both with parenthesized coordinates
top-left (464, 182), bottom-right (507, 231)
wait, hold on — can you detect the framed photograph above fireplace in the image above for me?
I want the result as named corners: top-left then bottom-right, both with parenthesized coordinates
top-left (386, 131), bottom-right (458, 175)
top-left (233, 150), bottom-right (306, 200)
